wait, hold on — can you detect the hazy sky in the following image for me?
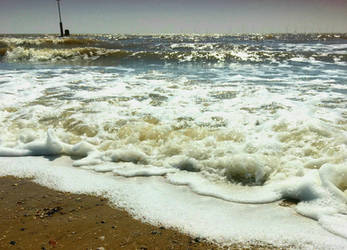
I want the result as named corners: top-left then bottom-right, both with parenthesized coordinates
top-left (1, 0), bottom-right (346, 34)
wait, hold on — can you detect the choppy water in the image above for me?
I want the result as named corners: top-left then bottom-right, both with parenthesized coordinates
top-left (0, 34), bottom-right (347, 242)
top-left (1, 33), bottom-right (347, 65)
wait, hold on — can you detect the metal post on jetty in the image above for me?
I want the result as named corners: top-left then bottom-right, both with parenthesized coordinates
top-left (56, 0), bottom-right (70, 37)
top-left (56, 0), bottom-right (64, 37)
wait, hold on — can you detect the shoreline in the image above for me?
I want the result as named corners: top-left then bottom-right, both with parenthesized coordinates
top-left (0, 176), bottom-right (279, 250)
top-left (0, 176), bottom-right (218, 249)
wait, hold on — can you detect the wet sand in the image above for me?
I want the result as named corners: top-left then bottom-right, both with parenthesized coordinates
top-left (0, 176), bottom-right (278, 249)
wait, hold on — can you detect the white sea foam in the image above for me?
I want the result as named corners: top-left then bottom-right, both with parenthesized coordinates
top-left (0, 128), bottom-right (346, 241)
top-left (0, 157), bottom-right (346, 249)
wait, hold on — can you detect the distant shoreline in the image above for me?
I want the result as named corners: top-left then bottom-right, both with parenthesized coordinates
top-left (0, 32), bottom-right (346, 36)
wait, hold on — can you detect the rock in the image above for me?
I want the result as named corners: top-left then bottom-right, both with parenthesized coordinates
top-left (36, 207), bottom-right (63, 218)
top-left (9, 240), bottom-right (16, 245)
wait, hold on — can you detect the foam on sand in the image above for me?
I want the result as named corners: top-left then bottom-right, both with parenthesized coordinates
top-left (0, 129), bottom-right (346, 242)
top-left (0, 156), bottom-right (346, 249)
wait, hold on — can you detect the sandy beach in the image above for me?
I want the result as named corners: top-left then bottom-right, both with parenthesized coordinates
top-left (0, 176), bottom-right (219, 250)
top-left (0, 176), bottom-right (282, 250)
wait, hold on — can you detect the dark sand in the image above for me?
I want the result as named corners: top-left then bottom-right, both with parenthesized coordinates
top-left (0, 176), bottom-right (279, 250)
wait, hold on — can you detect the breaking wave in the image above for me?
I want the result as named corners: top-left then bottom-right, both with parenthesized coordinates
top-left (0, 34), bottom-right (346, 65)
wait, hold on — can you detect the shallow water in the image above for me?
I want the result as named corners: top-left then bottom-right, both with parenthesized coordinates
top-left (0, 33), bottom-right (347, 246)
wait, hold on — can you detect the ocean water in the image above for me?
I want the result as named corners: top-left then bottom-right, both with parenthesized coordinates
top-left (0, 33), bottom-right (347, 248)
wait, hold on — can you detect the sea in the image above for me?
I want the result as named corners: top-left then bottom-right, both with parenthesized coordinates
top-left (0, 33), bottom-right (347, 248)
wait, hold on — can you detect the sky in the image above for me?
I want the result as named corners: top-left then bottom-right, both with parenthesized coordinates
top-left (1, 0), bottom-right (346, 34)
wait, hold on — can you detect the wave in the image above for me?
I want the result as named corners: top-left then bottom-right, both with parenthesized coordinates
top-left (2, 47), bottom-right (132, 63)
top-left (0, 37), bottom-right (99, 47)
top-left (0, 34), bottom-right (346, 65)
top-left (1, 46), bottom-right (346, 65)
